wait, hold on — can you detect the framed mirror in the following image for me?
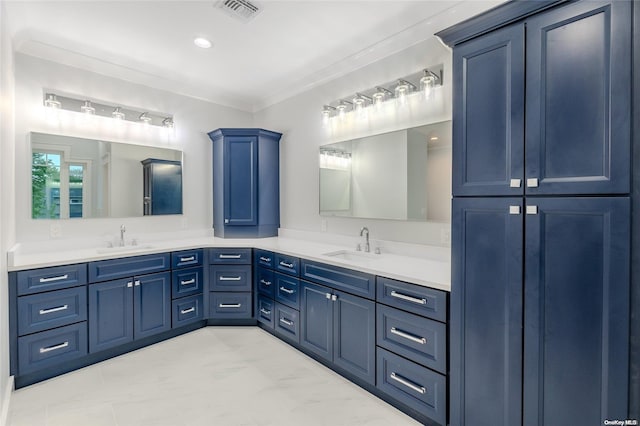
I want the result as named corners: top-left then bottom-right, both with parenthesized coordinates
top-left (31, 132), bottom-right (183, 219)
top-left (319, 120), bottom-right (451, 222)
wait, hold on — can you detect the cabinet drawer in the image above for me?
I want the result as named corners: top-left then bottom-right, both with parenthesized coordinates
top-left (209, 265), bottom-right (252, 292)
top-left (274, 253), bottom-right (300, 276)
top-left (274, 273), bottom-right (299, 310)
top-left (18, 322), bottom-right (88, 375)
top-left (254, 249), bottom-right (274, 269)
top-left (377, 305), bottom-right (446, 374)
top-left (377, 347), bottom-right (447, 426)
top-left (209, 248), bottom-right (252, 265)
top-left (171, 249), bottom-right (204, 269)
top-left (274, 302), bottom-right (299, 343)
top-left (18, 287), bottom-right (87, 336)
top-left (171, 267), bottom-right (203, 299)
top-left (17, 264), bottom-right (87, 295)
top-left (172, 294), bottom-right (204, 328)
top-left (209, 292), bottom-right (252, 319)
top-left (256, 267), bottom-right (275, 298)
top-left (89, 253), bottom-right (170, 283)
top-left (257, 296), bottom-right (274, 329)
top-left (301, 259), bottom-right (375, 300)
top-left (377, 277), bottom-right (447, 322)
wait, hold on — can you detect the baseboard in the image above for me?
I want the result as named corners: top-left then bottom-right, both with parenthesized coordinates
top-left (1, 375), bottom-right (14, 426)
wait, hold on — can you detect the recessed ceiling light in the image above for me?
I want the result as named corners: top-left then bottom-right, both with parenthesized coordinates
top-left (193, 37), bottom-right (212, 49)
top-left (430, 136), bottom-right (439, 141)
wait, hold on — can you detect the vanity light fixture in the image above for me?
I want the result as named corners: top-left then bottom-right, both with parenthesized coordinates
top-left (336, 100), bottom-right (352, 121)
top-left (42, 92), bottom-right (174, 129)
top-left (139, 112), bottom-right (153, 124)
top-left (80, 100), bottom-right (95, 115)
top-left (44, 93), bottom-right (61, 109)
top-left (320, 63), bottom-right (444, 124)
top-left (193, 37), bottom-right (212, 49)
top-left (112, 107), bottom-right (125, 120)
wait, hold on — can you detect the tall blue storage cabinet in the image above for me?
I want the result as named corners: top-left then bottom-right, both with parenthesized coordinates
top-left (438, 0), bottom-right (636, 424)
top-left (208, 128), bottom-right (282, 238)
top-left (141, 158), bottom-right (182, 215)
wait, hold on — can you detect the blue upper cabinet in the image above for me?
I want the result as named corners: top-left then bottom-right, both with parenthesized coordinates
top-left (452, 0), bottom-right (630, 197)
top-left (452, 24), bottom-right (525, 196)
top-left (209, 128), bottom-right (282, 238)
top-left (525, 1), bottom-right (631, 195)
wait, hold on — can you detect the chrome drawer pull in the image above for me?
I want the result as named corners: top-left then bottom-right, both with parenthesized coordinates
top-left (40, 341), bottom-right (69, 353)
top-left (260, 279), bottom-right (272, 286)
top-left (390, 327), bottom-right (427, 345)
top-left (39, 274), bottom-right (69, 283)
top-left (180, 307), bottom-right (196, 314)
top-left (390, 291), bottom-right (427, 305)
top-left (179, 256), bottom-right (195, 262)
top-left (219, 276), bottom-right (242, 281)
top-left (219, 254), bottom-right (242, 259)
top-left (219, 303), bottom-right (241, 308)
top-left (180, 278), bottom-right (196, 286)
top-left (260, 256), bottom-right (271, 262)
top-left (279, 287), bottom-right (294, 294)
top-left (390, 372), bottom-right (426, 395)
top-left (279, 317), bottom-right (294, 326)
top-left (39, 304), bottom-right (69, 315)
top-left (260, 308), bottom-right (272, 315)
top-left (279, 261), bottom-right (294, 268)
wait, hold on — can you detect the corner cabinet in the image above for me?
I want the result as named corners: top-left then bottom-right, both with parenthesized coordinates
top-left (439, 0), bottom-right (634, 425)
top-left (208, 128), bottom-right (282, 238)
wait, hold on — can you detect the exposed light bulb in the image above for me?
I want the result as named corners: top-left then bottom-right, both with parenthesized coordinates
top-left (44, 93), bottom-right (61, 109)
top-left (112, 107), bottom-right (125, 120)
top-left (80, 100), bottom-right (95, 115)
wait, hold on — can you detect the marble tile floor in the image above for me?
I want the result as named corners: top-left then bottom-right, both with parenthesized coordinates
top-left (8, 327), bottom-right (419, 426)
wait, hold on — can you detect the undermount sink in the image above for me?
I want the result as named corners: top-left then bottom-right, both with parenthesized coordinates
top-left (322, 250), bottom-right (380, 263)
top-left (96, 244), bottom-right (154, 254)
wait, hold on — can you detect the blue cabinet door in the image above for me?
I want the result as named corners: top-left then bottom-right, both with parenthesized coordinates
top-left (523, 197), bottom-right (630, 425)
top-left (452, 23), bottom-right (524, 196)
top-left (332, 290), bottom-right (375, 385)
top-left (133, 272), bottom-right (171, 340)
top-left (451, 197), bottom-right (523, 426)
top-left (224, 136), bottom-right (258, 226)
top-left (89, 279), bottom-right (134, 353)
top-left (300, 281), bottom-right (333, 363)
top-left (525, 1), bottom-right (631, 195)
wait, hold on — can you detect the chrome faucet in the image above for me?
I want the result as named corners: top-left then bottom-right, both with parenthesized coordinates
top-left (360, 226), bottom-right (370, 253)
top-left (119, 225), bottom-right (126, 247)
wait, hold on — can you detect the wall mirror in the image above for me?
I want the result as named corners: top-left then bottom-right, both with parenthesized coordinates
top-left (319, 120), bottom-right (451, 222)
top-left (31, 132), bottom-right (183, 219)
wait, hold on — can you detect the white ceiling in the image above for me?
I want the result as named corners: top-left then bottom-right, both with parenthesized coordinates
top-left (5, 0), bottom-right (504, 112)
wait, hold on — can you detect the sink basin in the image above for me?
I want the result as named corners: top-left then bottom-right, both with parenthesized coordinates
top-left (322, 250), bottom-right (379, 263)
top-left (96, 244), bottom-right (154, 254)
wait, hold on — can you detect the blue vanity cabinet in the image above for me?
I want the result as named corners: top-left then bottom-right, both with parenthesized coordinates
top-left (299, 267), bottom-right (376, 386)
top-left (208, 248), bottom-right (253, 321)
top-left (141, 158), bottom-right (182, 215)
top-left (88, 271), bottom-right (171, 353)
top-left (170, 249), bottom-right (204, 327)
top-left (10, 263), bottom-right (89, 379)
top-left (208, 128), bottom-right (282, 238)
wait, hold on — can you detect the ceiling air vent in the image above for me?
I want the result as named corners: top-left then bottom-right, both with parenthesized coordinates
top-left (214, 0), bottom-right (262, 23)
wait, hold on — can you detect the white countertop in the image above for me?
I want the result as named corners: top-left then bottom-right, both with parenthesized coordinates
top-left (7, 234), bottom-right (451, 292)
